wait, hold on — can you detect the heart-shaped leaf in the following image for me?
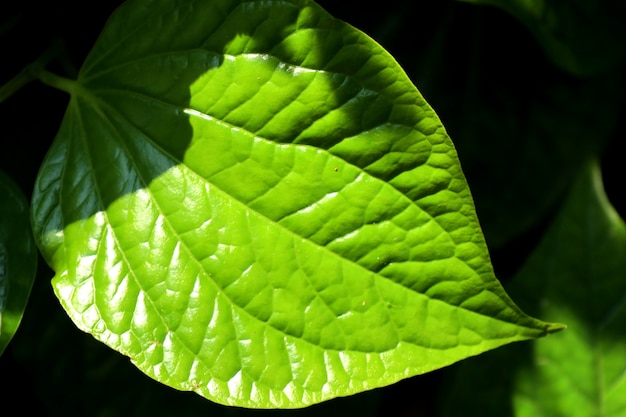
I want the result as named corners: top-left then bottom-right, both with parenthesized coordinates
top-left (31, 0), bottom-right (561, 408)
top-left (0, 170), bottom-right (37, 356)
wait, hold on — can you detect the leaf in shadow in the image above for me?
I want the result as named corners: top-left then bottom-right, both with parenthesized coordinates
top-left (439, 158), bottom-right (626, 416)
top-left (0, 170), bottom-right (37, 356)
top-left (459, 0), bottom-right (626, 76)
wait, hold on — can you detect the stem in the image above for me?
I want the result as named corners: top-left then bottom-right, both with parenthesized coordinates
top-left (0, 38), bottom-right (66, 104)
top-left (0, 67), bottom-right (35, 103)
top-left (38, 70), bottom-right (78, 95)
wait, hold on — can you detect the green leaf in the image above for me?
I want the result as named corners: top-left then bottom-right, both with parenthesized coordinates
top-left (0, 170), bottom-right (37, 356)
top-left (440, 158), bottom-right (626, 416)
top-left (459, 0), bottom-right (626, 76)
top-left (31, 0), bottom-right (561, 408)
top-left (10, 280), bottom-right (382, 417)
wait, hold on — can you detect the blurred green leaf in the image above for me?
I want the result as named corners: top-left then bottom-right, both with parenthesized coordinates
top-left (0, 170), bottom-right (37, 355)
top-left (440, 158), bottom-right (626, 416)
top-left (458, 0), bottom-right (626, 76)
top-left (30, 0), bottom-right (559, 408)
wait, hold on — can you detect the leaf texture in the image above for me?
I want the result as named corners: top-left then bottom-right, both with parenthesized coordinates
top-left (31, 0), bottom-right (560, 408)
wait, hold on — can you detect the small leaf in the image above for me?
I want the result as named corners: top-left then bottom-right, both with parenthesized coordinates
top-left (0, 170), bottom-right (37, 356)
top-left (32, 0), bottom-right (560, 408)
top-left (459, 0), bottom-right (626, 76)
top-left (440, 158), bottom-right (626, 416)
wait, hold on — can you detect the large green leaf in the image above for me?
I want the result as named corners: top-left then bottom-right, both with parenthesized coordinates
top-left (440, 158), bottom-right (626, 416)
top-left (0, 170), bottom-right (37, 356)
top-left (459, 0), bottom-right (626, 76)
top-left (31, 0), bottom-right (561, 408)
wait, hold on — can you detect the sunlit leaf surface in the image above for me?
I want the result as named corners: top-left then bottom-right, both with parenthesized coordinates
top-left (31, 0), bottom-right (560, 408)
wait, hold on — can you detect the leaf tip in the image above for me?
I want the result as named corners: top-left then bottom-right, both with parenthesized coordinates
top-left (544, 322), bottom-right (567, 335)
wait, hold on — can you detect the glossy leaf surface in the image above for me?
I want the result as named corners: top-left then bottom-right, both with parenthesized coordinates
top-left (440, 159), bottom-right (626, 416)
top-left (31, 0), bottom-right (560, 408)
top-left (0, 170), bottom-right (37, 355)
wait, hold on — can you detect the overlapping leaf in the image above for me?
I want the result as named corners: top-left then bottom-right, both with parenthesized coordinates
top-left (31, 0), bottom-right (560, 408)
top-left (440, 159), bottom-right (626, 416)
top-left (0, 170), bottom-right (37, 355)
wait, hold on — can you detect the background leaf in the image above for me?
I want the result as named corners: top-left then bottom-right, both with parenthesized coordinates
top-left (0, 170), bottom-right (37, 355)
top-left (439, 158), bottom-right (626, 416)
top-left (31, 0), bottom-right (558, 408)
top-left (458, 0), bottom-right (626, 76)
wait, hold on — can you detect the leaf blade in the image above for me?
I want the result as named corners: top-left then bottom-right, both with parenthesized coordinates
top-left (32, 0), bottom-right (559, 408)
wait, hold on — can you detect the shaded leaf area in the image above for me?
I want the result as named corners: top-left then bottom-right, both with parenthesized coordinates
top-left (0, 170), bottom-right (37, 355)
top-left (31, 0), bottom-right (557, 409)
top-left (439, 159), bottom-right (626, 416)
top-left (407, 3), bottom-right (625, 250)
top-left (459, 0), bottom-right (626, 76)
